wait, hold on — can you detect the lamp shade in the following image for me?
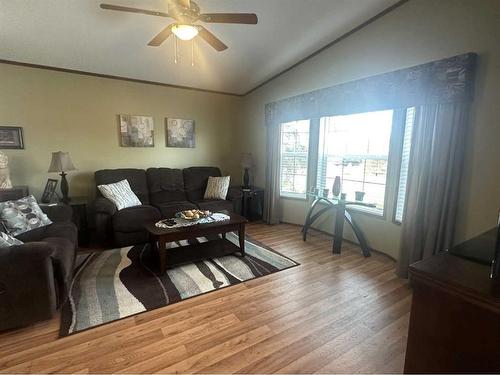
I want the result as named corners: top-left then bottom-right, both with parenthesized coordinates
top-left (240, 153), bottom-right (253, 168)
top-left (48, 151), bottom-right (76, 173)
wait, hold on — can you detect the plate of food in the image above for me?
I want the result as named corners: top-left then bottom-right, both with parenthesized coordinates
top-left (176, 209), bottom-right (212, 221)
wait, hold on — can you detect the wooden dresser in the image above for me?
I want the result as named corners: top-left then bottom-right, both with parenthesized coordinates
top-left (405, 229), bottom-right (500, 373)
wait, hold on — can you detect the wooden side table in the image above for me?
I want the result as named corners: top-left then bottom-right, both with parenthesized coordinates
top-left (240, 186), bottom-right (264, 221)
top-left (40, 197), bottom-right (89, 246)
top-left (69, 198), bottom-right (89, 246)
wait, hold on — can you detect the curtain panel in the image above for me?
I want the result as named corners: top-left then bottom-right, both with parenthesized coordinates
top-left (396, 102), bottom-right (470, 277)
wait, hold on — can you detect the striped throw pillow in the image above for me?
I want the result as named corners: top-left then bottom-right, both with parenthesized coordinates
top-left (0, 232), bottom-right (23, 248)
top-left (98, 179), bottom-right (142, 211)
top-left (204, 176), bottom-right (230, 200)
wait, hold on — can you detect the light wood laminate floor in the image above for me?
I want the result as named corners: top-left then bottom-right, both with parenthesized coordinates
top-left (0, 223), bottom-right (411, 373)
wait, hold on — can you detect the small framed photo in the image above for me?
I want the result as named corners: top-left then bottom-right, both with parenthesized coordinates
top-left (119, 114), bottom-right (154, 147)
top-left (0, 126), bottom-right (24, 149)
top-left (166, 118), bottom-right (195, 148)
top-left (41, 179), bottom-right (59, 203)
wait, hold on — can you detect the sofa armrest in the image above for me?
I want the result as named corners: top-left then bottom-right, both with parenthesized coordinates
top-left (226, 187), bottom-right (243, 215)
top-left (92, 197), bottom-right (117, 216)
top-left (90, 198), bottom-right (116, 246)
top-left (41, 204), bottom-right (73, 223)
top-left (226, 187), bottom-right (243, 202)
top-left (0, 243), bottom-right (58, 330)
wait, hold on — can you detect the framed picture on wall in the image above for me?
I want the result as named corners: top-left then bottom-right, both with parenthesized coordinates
top-left (41, 178), bottom-right (59, 203)
top-left (166, 118), bottom-right (195, 148)
top-left (119, 114), bottom-right (154, 147)
top-left (0, 126), bottom-right (24, 149)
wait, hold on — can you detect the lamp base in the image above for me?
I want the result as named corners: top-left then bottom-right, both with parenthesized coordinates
top-left (59, 172), bottom-right (71, 204)
top-left (243, 168), bottom-right (250, 189)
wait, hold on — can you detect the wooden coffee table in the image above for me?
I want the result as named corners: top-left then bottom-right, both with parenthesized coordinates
top-left (144, 210), bottom-right (248, 275)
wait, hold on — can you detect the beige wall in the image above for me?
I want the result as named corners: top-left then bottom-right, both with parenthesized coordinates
top-left (237, 0), bottom-right (500, 259)
top-left (0, 64), bottom-right (242, 199)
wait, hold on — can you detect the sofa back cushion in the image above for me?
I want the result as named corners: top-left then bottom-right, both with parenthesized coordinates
top-left (147, 168), bottom-right (188, 204)
top-left (95, 169), bottom-right (150, 204)
top-left (183, 167), bottom-right (222, 202)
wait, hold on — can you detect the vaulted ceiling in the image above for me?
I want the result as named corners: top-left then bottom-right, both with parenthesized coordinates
top-left (0, 0), bottom-right (400, 95)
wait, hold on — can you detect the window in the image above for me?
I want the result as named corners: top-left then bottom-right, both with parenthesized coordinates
top-left (316, 110), bottom-right (394, 214)
top-left (394, 107), bottom-right (416, 223)
top-left (280, 120), bottom-right (310, 198)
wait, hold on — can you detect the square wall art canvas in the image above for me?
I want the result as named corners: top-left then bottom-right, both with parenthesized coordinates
top-left (166, 118), bottom-right (195, 148)
top-left (119, 114), bottom-right (154, 147)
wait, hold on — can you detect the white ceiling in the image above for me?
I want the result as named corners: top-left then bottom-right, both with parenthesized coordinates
top-left (0, 0), bottom-right (400, 95)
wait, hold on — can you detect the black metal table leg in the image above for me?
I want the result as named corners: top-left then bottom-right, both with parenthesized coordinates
top-left (303, 198), bottom-right (328, 241)
top-left (344, 210), bottom-right (371, 257)
top-left (333, 201), bottom-right (346, 254)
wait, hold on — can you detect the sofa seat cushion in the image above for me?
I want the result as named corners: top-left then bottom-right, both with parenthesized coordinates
top-left (154, 201), bottom-right (198, 219)
top-left (112, 205), bottom-right (160, 233)
top-left (196, 199), bottom-right (233, 213)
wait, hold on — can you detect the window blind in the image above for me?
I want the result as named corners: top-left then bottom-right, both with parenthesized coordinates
top-left (395, 107), bottom-right (416, 223)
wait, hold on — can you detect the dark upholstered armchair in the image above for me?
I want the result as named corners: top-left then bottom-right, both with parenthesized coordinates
top-left (92, 166), bottom-right (243, 248)
top-left (0, 204), bottom-right (77, 331)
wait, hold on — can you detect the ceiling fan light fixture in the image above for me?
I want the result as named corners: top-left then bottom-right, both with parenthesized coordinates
top-left (171, 24), bottom-right (199, 41)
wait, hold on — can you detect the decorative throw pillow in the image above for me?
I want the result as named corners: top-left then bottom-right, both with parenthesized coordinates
top-left (204, 176), bottom-right (230, 200)
top-left (0, 232), bottom-right (23, 248)
top-left (0, 195), bottom-right (53, 236)
top-left (98, 179), bottom-right (142, 211)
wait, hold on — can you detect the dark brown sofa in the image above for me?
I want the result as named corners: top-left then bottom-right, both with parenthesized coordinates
top-left (93, 166), bottom-right (242, 247)
top-left (0, 204), bottom-right (78, 331)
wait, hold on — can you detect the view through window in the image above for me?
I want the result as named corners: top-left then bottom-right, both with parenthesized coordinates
top-left (280, 120), bottom-right (310, 197)
top-left (316, 110), bottom-right (394, 212)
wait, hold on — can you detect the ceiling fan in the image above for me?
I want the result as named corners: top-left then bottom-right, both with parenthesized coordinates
top-left (100, 0), bottom-right (258, 51)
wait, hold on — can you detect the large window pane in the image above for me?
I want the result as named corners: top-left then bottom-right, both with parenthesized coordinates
top-left (317, 110), bottom-right (394, 213)
top-left (280, 120), bottom-right (310, 197)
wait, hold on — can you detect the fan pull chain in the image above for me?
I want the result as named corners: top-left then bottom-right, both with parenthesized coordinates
top-left (174, 36), bottom-right (178, 64)
top-left (191, 39), bottom-right (195, 67)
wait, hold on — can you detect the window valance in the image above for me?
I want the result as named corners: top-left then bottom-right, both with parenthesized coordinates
top-left (265, 52), bottom-right (477, 126)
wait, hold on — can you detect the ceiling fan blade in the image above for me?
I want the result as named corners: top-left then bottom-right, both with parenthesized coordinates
top-left (199, 13), bottom-right (258, 24)
top-left (148, 25), bottom-right (173, 46)
top-left (179, 0), bottom-right (191, 8)
top-left (100, 3), bottom-right (170, 18)
top-left (197, 26), bottom-right (228, 51)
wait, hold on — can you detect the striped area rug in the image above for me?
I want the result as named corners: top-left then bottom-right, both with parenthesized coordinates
top-left (60, 232), bottom-right (298, 336)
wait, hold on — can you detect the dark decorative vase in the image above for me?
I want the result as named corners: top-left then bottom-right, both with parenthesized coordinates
top-left (243, 168), bottom-right (250, 188)
top-left (332, 176), bottom-right (341, 196)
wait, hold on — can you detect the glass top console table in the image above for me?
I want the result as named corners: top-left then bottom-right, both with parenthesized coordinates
top-left (302, 193), bottom-right (376, 257)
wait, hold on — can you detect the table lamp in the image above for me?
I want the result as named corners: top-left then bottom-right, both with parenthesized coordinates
top-left (240, 153), bottom-right (253, 189)
top-left (48, 151), bottom-right (76, 203)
